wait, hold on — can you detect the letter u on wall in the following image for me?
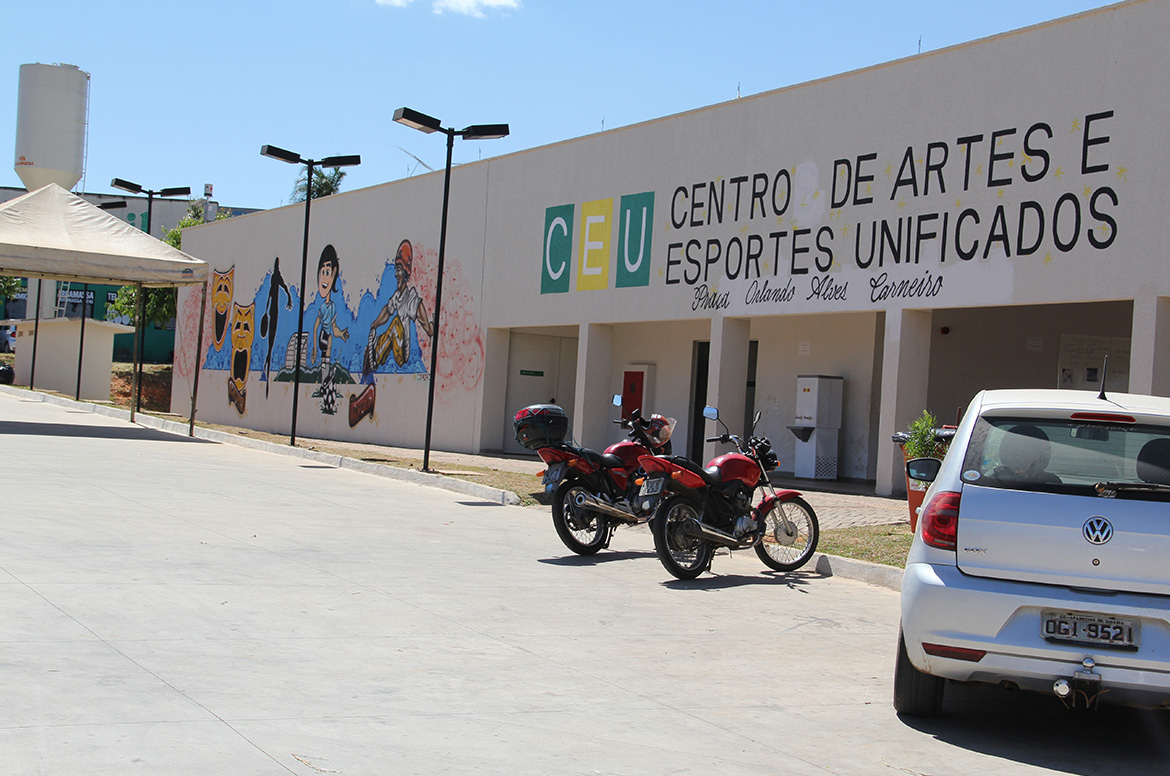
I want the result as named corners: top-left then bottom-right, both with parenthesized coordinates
top-left (617, 191), bottom-right (654, 288)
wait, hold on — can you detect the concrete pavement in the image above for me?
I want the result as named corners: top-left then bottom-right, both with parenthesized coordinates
top-left (3, 390), bottom-right (1168, 775)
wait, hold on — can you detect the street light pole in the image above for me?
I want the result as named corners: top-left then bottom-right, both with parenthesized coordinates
top-left (260, 145), bottom-right (361, 446)
top-left (392, 108), bottom-right (509, 472)
top-left (110, 178), bottom-right (191, 416)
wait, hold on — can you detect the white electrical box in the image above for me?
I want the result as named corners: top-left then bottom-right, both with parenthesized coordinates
top-left (790, 375), bottom-right (843, 480)
top-left (795, 375), bottom-right (843, 429)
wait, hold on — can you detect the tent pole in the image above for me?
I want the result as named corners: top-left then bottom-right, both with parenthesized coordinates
top-left (75, 283), bottom-right (88, 401)
top-left (131, 283), bottom-right (143, 423)
top-left (135, 297), bottom-right (148, 412)
top-left (30, 279), bottom-right (42, 390)
top-left (189, 282), bottom-right (208, 437)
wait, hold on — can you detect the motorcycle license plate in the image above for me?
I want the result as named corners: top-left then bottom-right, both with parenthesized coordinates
top-left (542, 462), bottom-right (566, 491)
top-left (1040, 609), bottom-right (1140, 649)
top-left (640, 476), bottom-right (664, 496)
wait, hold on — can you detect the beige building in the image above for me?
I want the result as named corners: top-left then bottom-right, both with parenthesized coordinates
top-left (176, 0), bottom-right (1165, 495)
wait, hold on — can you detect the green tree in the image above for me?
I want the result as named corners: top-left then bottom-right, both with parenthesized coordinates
top-left (291, 166), bottom-right (348, 203)
top-left (0, 275), bottom-right (20, 316)
top-left (107, 202), bottom-right (231, 327)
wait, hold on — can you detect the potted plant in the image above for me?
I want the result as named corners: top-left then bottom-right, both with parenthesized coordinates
top-left (897, 410), bottom-right (950, 530)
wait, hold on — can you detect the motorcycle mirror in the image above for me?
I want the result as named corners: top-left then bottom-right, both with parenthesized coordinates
top-left (612, 394), bottom-right (623, 407)
top-left (703, 406), bottom-right (719, 421)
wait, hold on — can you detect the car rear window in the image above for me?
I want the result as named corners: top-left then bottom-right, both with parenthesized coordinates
top-left (960, 415), bottom-right (1170, 499)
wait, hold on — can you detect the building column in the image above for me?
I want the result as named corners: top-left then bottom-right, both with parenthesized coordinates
top-left (704, 315), bottom-right (750, 461)
top-left (476, 327), bottom-right (510, 452)
top-left (573, 323), bottom-right (614, 450)
top-left (1129, 296), bottom-right (1170, 397)
top-left (875, 308), bottom-right (933, 497)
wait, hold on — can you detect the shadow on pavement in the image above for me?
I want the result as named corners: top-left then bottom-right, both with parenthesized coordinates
top-left (539, 550), bottom-right (657, 565)
top-left (661, 570), bottom-right (821, 590)
top-left (898, 682), bottom-right (1170, 775)
top-left (0, 420), bottom-right (209, 443)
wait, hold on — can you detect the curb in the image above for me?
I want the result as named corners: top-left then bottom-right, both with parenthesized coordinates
top-left (813, 552), bottom-right (903, 591)
top-left (0, 384), bottom-right (522, 506)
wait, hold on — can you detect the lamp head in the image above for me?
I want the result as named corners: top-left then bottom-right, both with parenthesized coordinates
top-left (321, 155), bottom-right (361, 168)
top-left (394, 107), bottom-right (442, 134)
top-left (159, 186), bottom-right (191, 198)
top-left (461, 124), bottom-right (510, 140)
top-left (260, 144), bottom-right (302, 164)
top-left (111, 178), bottom-right (143, 194)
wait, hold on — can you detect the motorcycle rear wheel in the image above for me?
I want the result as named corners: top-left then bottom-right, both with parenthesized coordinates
top-left (551, 480), bottom-right (608, 555)
top-left (651, 496), bottom-right (714, 580)
top-left (755, 496), bottom-right (819, 571)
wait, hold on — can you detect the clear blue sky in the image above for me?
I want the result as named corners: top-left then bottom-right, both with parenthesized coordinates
top-left (1, 0), bottom-right (1116, 211)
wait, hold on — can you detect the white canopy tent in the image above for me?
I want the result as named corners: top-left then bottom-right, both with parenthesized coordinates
top-left (0, 183), bottom-right (209, 430)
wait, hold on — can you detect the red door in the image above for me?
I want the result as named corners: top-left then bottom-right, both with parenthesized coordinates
top-left (622, 370), bottom-right (644, 420)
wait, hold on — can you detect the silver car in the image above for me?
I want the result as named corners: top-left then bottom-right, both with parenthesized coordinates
top-left (896, 388), bottom-right (1170, 717)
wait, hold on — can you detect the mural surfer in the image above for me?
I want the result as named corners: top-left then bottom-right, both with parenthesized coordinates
top-left (349, 239), bottom-right (433, 427)
top-left (259, 256), bottom-right (293, 398)
top-left (309, 245), bottom-right (349, 415)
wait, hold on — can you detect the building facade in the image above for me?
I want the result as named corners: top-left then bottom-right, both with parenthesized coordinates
top-left (175, 1), bottom-right (1168, 495)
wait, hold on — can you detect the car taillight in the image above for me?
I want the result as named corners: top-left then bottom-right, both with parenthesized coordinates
top-left (923, 642), bottom-right (986, 662)
top-left (921, 490), bottom-right (961, 550)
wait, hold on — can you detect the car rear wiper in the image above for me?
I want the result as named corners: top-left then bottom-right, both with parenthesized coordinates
top-left (1094, 481), bottom-right (1170, 497)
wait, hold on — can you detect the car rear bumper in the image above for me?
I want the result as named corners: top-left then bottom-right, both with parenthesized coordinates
top-left (901, 562), bottom-right (1170, 709)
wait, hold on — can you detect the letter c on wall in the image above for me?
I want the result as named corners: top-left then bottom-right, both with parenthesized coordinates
top-left (542, 204), bottom-right (574, 294)
top-left (546, 217), bottom-right (568, 280)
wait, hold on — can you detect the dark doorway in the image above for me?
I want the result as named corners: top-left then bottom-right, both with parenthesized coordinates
top-left (689, 341), bottom-right (709, 461)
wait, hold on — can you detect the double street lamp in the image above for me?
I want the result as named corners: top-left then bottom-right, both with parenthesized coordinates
top-left (260, 145), bottom-right (361, 446)
top-left (110, 177), bottom-right (192, 417)
top-left (392, 107), bottom-right (509, 472)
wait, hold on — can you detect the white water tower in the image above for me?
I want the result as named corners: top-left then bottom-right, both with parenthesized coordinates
top-left (14, 63), bottom-right (90, 191)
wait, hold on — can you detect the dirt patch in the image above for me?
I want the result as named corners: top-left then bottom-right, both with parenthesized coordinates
top-left (109, 363), bottom-right (172, 413)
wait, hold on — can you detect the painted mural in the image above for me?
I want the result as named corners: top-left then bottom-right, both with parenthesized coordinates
top-left (196, 238), bottom-right (483, 428)
top-left (228, 301), bottom-right (255, 414)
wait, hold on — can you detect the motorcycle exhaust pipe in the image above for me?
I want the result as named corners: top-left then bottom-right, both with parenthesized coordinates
top-left (682, 517), bottom-right (745, 548)
top-left (573, 491), bottom-right (637, 522)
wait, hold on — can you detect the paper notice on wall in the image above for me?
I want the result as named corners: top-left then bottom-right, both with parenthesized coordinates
top-left (1057, 334), bottom-right (1130, 392)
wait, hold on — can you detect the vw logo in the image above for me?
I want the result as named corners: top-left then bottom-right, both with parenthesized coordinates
top-left (1083, 516), bottom-right (1113, 545)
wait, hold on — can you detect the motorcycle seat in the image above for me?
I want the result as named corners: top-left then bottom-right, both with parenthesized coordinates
top-left (667, 456), bottom-right (722, 486)
top-left (582, 448), bottom-right (625, 469)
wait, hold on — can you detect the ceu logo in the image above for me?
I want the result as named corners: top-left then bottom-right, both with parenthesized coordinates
top-left (1083, 516), bottom-right (1113, 545)
top-left (542, 192), bottom-right (655, 294)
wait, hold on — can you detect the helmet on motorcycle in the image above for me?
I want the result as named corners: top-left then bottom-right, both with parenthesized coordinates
top-left (646, 414), bottom-right (675, 447)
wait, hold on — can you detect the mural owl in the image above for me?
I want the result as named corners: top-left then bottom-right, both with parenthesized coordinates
top-left (212, 267), bottom-right (235, 350)
top-left (228, 302), bottom-right (255, 415)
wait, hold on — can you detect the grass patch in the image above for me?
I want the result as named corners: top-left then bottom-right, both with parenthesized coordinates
top-left (819, 522), bottom-right (914, 568)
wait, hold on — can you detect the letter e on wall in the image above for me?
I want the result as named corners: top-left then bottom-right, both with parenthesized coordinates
top-left (578, 198), bottom-right (613, 291)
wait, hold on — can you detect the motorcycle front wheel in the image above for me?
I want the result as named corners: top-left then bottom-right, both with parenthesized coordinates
top-left (755, 496), bottom-right (819, 571)
top-left (551, 480), bottom-right (608, 555)
top-left (651, 495), bottom-right (714, 580)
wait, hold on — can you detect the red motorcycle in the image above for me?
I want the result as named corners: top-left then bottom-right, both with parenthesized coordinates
top-left (638, 405), bottom-right (819, 580)
top-left (514, 395), bottom-right (675, 555)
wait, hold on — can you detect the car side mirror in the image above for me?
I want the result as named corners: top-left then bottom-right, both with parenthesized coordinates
top-left (906, 457), bottom-right (942, 484)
